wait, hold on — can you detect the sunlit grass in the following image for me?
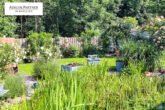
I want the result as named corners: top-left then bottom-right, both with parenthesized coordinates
top-left (0, 79), bottom-right (3, 83)
top-left (18, 57), bottom-right (116, 75)
top-left (3, 63), bottom-right (165, 110)
top-left (18, 63), bottom-right (34, 75)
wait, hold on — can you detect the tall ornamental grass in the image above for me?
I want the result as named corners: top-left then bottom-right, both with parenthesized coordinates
top-left (2, 62), bottom-right (165, 110)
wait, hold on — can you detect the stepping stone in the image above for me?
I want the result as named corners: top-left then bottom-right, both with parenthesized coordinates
top-left (24, 76), bottom-right (36, 97)
top-left (0, 82), bottom-right (9, 97)
top-left (0, 82), bottom-right (4, 91)
top-left (0, 90), bottom-right (9, 97)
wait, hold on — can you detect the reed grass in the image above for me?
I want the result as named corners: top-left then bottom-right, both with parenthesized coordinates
top-left (1, 60), bottom-right (165, 110)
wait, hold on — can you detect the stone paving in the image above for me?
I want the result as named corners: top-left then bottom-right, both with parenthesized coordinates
top-left (0, 82), bottom-right (4, 91)
top-left (24, 76), bottom-right (36, 97)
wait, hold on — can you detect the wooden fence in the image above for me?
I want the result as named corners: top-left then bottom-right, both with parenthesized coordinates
top-left (17, 37), bottom-right (99, 48)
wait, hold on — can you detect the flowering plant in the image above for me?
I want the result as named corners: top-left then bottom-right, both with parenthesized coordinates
top-left (152, 28), bottom-right (165, 50)
top-left (143, 16), bottom-right (165, 35)
top-left (0, 42), bottom-right (25, 71)
top-left (142, 16), bottom-right (165, 50)
top-left (61, 44), bottom-right (79, 58)
top-left (26, 32), bottom-right (57, 61)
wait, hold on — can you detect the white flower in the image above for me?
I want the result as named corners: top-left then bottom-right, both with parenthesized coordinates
top-left (37, 52), bottom-right (40, 56)
top-left (41, 47), bottom-right (44, 50)
top-left (146, 36), bottom-right (150, 39)
top-left (4, 59), bottom-right (6, 62)
top-left (23, 56), bottom-right (26, 59)
top-left (161, 26), bottom-right (165, 29)
top-left (160, 46), bottom-right (164, 49)
top-left (156, 18), bottom-right (161, 22)
top-left (160, 16), bottom-right (164, 19)
top-left (49, 53), bottom-right (52, 56)
top-left (16, 58), bottom-right (19, 63)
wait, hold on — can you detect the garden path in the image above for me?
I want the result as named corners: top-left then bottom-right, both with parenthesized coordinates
top-left (0, 82), bottom-right (4, 91)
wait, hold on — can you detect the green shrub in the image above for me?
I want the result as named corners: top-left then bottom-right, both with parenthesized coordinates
top-left (123, 17), bottom-right (138, 28)
top-left (0, 43), bottom-right (14, 71)
top-left (78, 30), bottom-right (100, 56)
top-left (33, 58), bottom-right (59, 79)
top-left (81, 44), bottom-right (98, 57)
top-left (121, 61), bottom-right (145, 75)
top-left (121, 40), bottom-right (163, 71)
top-left (3, 75), bottom-right (27, 98)
top-left (0, 42), bottom-right (25, 72)
top-left (61, 45), bottom-right (80, 58)
top-left (26, 32), bottom-right (55, 61)
top-left (99, 22), bottom-right (132, 53)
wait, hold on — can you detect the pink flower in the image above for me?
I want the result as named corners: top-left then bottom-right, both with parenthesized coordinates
top-left (156, 18), bottom-right (161, 22)
top-left (153, 39), bottom-right (156, 42)
top-left (160, 46), bottom-right (164, 49)
top-left (158, 37), bottom-right (161, 40)
top-left (160, 16), bottom-right (164, 19)
top-left (154, 31), bottom-right (159, 35)
top-left (157, 41), bottom-right (160, 44)
top-left (150, 23), bottom-right (154, 26)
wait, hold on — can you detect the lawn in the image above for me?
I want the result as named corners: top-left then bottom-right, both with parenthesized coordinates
top-left (18, 63), bottom-right (34, 75)
top-left (19, 56), bottom-right (165, 76)
top-left (18, 57), bottom-right (116, 75)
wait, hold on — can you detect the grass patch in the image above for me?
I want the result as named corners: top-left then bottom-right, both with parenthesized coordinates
top-left (18, 63), bottom-right (34, 75)
top-left (0, 79), bottom-right (3, 83)
top-left (18, 57), bottom-right (116, 75)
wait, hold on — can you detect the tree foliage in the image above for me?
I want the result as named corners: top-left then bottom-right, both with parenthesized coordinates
top-left (0, 0), bottom-right (163, 37)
